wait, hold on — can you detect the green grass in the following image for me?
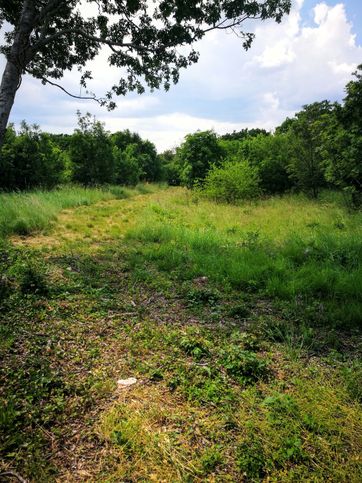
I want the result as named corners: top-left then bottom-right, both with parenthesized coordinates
top-left (0, 187), bottom-right (361, 482)
top-left (126, 189), bottom-right (362, 328)
top-left (0, 183), bottom-right (157, 238)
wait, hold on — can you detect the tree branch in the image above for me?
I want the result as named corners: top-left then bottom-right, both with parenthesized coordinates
top-left (27, 72), bottom-right (105, 104)
top-left (33, 27), bottom-right (153, 54)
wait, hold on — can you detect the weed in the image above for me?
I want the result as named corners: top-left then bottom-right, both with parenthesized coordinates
top-left (227, 303), bottom-right (250, 319)
top-left (169, 364), bottom-right (234, 405)
top-left (10, 255), bottom-right (49, 294)
top-left (0, 183), bottom-right (157, 239)
top-left (262, 393), bottom-right (300, 424)
top-left (237, 435), bottom-right (266, 479)
top-left (1, 187), bottom-right (361, 482)
top-left (341, 361), bottom-right (362, 402)
top-left (179, 329), bottom-right (211, 360)
top-left (200, 445), bottom-right (223, 473)
top-left (220, 346), bottom-right (269, 385)
top-left (185, 287), bottom-right (220, 307)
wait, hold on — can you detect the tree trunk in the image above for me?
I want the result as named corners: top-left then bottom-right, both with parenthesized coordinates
top-left (0, 60), bottom-right (22, 148)
top-left (0, 0), bottom-right (36, 149)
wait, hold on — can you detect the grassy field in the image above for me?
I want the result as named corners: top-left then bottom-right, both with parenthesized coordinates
top-left (0, 184), bottom-right (158, 238)
top-left (0, 187), bottom-right (361, 482)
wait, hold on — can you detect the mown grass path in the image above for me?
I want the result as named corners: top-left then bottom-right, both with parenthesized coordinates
top-left (0, 188), bottom-right (361, 482)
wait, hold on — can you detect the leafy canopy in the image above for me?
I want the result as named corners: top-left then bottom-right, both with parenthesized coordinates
top-left (0, 0), bottom-right (291, 106)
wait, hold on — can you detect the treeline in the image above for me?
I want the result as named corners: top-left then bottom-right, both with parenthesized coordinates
top-left (1, 66), bottom-right (361, 206)
top-left (0, 112), bottom-right (162, 190)
top-left (163, 65), bottom-right (362, 207)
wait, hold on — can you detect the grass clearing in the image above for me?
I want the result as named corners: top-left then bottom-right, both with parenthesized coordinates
top-left (126, 188), bottom-right (362, 328)
top-left (0, 183), bottom-right (159, 239)
top-left (0, 187), bottom-right (361, 481)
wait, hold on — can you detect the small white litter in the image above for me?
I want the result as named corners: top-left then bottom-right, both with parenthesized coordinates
top-left (117, 377), bottom-right (137, 387)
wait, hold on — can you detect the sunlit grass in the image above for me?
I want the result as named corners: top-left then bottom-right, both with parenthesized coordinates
top-left (1, 186), bottom-right (361, 481)
top-left (0, 183), bottom-right (159, 239)
top-left (96, 321), bottom-right (362, 482)
top-left (126, 188), bottom-right (362, 327)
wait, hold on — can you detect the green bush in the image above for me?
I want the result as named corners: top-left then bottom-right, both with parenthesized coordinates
top-left (202, 160), bottom-right (261, 202)
top-left (177, 130), bottom-right (224, 188)
top-left (69, 113), bottom-right (115, 185)
top-left (0, 122), bottom-right (67, 191)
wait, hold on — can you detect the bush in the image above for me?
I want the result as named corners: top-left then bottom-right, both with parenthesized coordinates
top-left (113, 144), bottom-right (143, 186)
top-left (0, 122), bottom-right (67, 191)
top-left (177, 130), bottom-right (224, 188)
top-left (201, 160), bottom-right (261, 202)
top-left (69, 112), bottom-right (115, 185)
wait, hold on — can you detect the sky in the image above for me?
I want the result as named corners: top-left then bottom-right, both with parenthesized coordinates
top-left (1, 0), bottom-right (362, 152)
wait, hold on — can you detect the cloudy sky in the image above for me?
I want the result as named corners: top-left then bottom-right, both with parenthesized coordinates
top-left (2, 0), bottom-right (362, 152)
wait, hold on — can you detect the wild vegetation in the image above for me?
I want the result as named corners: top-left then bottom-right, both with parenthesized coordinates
top-left (0, 54), bottom-right (361, 483)
top-left (2, 65), bottom-right (360, 209)
top-left (0, 184), bottom-right (158, 238)
top-left (0, 188), bottom-right (361, 482)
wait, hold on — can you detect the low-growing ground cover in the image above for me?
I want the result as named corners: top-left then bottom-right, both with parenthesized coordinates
top-left (0, 187), bottom-right (361, 482)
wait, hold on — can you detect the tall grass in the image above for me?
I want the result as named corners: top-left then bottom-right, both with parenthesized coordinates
top-left (126, 188), bottom-right (362, 328)
top-left (0, 184), bottom-right (154, 238)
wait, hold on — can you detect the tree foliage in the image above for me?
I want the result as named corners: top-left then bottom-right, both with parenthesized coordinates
top-left (112, 130), bottom-right (161, 182)
top-left (177, 130), bottom-right (224, 187)
top-left (320, 65), bottom-right (362, 206)
top-left (0, 121), bottom-right (66, 190)
top-left (113, 143), bottom-right (143, 186)
top-left (69, 112), bottom-right (115, 185)
top-left (0, 0), bottom-right (291, 147)
top-left (279, 101), bottom-right (336, 197)
top-left (220, 134), bottom-right (291, 194)
top-left (220, 128), bottom-right (270, 142)
top-left (159, 149), bottom-right (181, 186)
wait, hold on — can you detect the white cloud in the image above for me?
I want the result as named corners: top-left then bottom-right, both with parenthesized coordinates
top-left (101, 111), bottom-right (283, 153)
top-left (314, 3), bottom-right (330, 25)
top-left (2, 1), bottom-right (361, 151)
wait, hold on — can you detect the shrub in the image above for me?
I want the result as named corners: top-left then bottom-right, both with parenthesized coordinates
top-left (0, 122), bottom-right (67, 191)
top-left (202, 160), bottom-right (261, 203)
top-left (177, 130), bottom-right (224, 187)
top-left (220, 346), bottom-right (269, 384)
top-left (69, 112), bottom-right (115, 185)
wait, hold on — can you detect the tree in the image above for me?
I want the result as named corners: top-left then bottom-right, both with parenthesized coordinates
top-left (113, 143), bottom-right (143, 186)
top-left (320, 65), bottom-right (362, 207)
top-left (177, 130), bottom-right (224, 187)
top-left (0, 0), bottom-right (291, 147)
top-left (0, 121), bottom-right (66, 190)
top-left (220, 128), bottom-right (269, 142)
top-left (111, 130), bottom-right (161, 181)
top-left (280, 101), bottom-right (336, 197)
top-left (238, 134), bottom-right (292, 194)
top-left (159, 149), bottom-right (181, 185)
top-left (69, 112), bottom-right (114, 185)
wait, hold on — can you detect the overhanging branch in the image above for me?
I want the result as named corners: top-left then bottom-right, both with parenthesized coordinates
top-left (28, 71), bottom-right (105, 105)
